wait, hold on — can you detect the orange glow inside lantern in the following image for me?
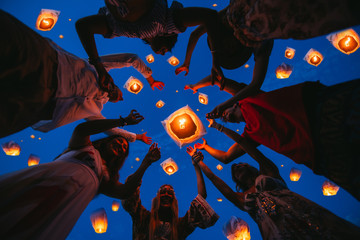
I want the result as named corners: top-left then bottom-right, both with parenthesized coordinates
top-left (135, 157), bottom-right (140, 161)
top-left (146, 54), bottom-right (155, 63)
top-left (217, 198), bottom-right (223, 202)
top-left (213, 4), bottom-right (218, 7)
top-left (327, 29), bottom-right (359, 54)
top-left (123, 76), bottom-right (143, 94)
top-left (167, 56), bottom-right (180, 66)
top-left (284, 47), bottom-right (295, 59)
top-left (224, 216), bottom-right (251, 240)
top-left (160, 158), bottom-right (178, 175)
top-left (275, 63), bottom-right (293, 79)
top-left (304, 48), bottom-right (323, 66)
top-left (90, 208), bottom-right (108, 234)
top-left (156, 100), bottom-right (165, 108)
top-left (244, 64), bottom-right (249, 68)
top-left (112, 201), bottom-right (120, 211)
top-left (198, 93), bottom-right (209, 105)
top-left (289, 168), bottom-right (302, 181)
top-left (35, 9), bottom-right (60, 31)
top-left (1, 141), bottom-right (21, 156)
top-left (322, 180), bottom-right (340, 196)
top-left (216, 164), bottom-right (223, 171)
top-left (28, 154), bottom-right (40, 166)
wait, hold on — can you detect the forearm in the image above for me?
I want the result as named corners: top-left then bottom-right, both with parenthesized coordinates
top-left (203, 145), bottom-right (232, 164)
top-left (194, 164), bottom-right (207, 198)
top-left (123, 160), bottom-right (152, 193)
top-left (183, 25), bottom-right (206, 66)
top-left (146, 75), bottom-right (155, 86)
top-left (74, 119), bottom-right (127, 137)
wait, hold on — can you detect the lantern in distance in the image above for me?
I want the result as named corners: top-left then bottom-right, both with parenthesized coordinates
top-left (223, 216), bottom-right (251, 240)
top-left (198, 93), bottom-right (209, 105)
top-left (322, 180), bottom-right (340, 196)
top-left (216, 164), bottom-right (223, 171)
top-left (244, 64), bottom-right (249, 68)
top-left (284, 47), bottom-right (295, 59)
top-left (156, 100), bottom-right (165, 108)
top-left (304, 48), bottom-right (323, 66)
top-left (112, 201), bottom-right (120, 211)
top-left (275, 63), bottom-right (293, 79)
top-left (1, 141), bottom-right (21, 156)
top-left (167, 56), bottom-right (180, 66)
top-left (217, 198), bottom-right (223, 202)
top-left (35, 9), bottom-right (60, 31)
top-left (123, 76), bottom-right (144, 94)
top-left (146, 54), bottom-right (155, 63)
top-left (28, 154), bottom-right (40, 166)
top-left (327, 28), bottom-right (359, 55)
top-left (90, 208), bottom-right (108, 234)
top-left (135, 157), bottom-right (140, 161)
top-left (289, 168), bottom-right (302, 181)
top-left (160, 158), bottom-right (178, 175)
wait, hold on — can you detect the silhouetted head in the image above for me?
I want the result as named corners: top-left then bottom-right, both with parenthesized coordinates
top-left (108, 86), bottom-right (123, 102)
top-left (144, 34), bottom-right (178, 55)
top-left (231, 163), bottom-right (259, 192)
top-left (221, 103), bottom-right (243, 123)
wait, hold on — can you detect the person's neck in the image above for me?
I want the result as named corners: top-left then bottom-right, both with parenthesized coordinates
top-left (158, 207), bottom-right (172, 222)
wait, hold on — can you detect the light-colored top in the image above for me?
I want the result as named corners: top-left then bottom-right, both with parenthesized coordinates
top-left (32, 40), bottom-right (152, 142)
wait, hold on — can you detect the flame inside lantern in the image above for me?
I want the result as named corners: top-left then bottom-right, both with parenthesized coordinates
top-left (322, 180), bottom-right (340, 196)
top-left (198, 93), bottom-right (209, 105)
top-left (216, 164), bottom-right (223, 171)
top-left (338, 35), bottom-right (359, 54)
top-left (1, 141), bottom-right (21, 156)
top-left (289, 168), bottom-right (302, 181)
top-left (35, 9), bottom-right (60, 31)
top-left (124, 76), bottom-right (143, 94)
top-left (90, 208), bottom-right (108, 234)
top-left (40, 18), bottom-right (54, 29)
top-left (146, 54), bottom-right (154, 63)
top-left (169, 113), bottom-right (197, 139)
top-left (275, 63), bottom-right (293, 79)
top-left (161, 158), bottom-right (178, 175)
top-left (304, 49), bottom-right (323, 66)
top-left (112, 201), bottom-right (120, 211)
top-left (223, 216), bottom-right (251, 240)
top-left (28, 154), bottom-right (40, 166)
top-left (327, 29), bottom-right (360, 54)
top-left (284, 47), bottom-right (295, 59)
top-left (167, 56), bottom-right (180, 66)
top-left (156, 100), bottom-right (165, 108)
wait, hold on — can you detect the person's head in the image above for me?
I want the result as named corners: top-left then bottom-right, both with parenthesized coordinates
top-left (221, 103), bottom-right (243, 123)
top-left (144, 34), bottom-right (178, 55)
top-left (108, 86), bottom-right (123, 102)
top-left (231, 163), bottom-right (259, 192)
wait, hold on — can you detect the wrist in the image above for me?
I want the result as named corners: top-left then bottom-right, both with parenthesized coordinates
top-left (119, 116), bottom-right (128, 126)
top-left (146, 76), bottom-right (155, 85)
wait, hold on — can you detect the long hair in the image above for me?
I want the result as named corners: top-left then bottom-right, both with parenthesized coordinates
top-left (149, 186), bottom-right (179, 240)
top-left (231, 163), bottom-right (259, 192)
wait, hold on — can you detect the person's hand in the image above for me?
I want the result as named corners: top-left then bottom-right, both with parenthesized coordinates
top-left (137, 132), bottom-right (152, 144)
top-left (206, 103), bottom-right (226, 119)
top-left (194, 138), bottom-right (207, 150)
top-left (211, 63), bottom-right (226, 90)
top-left (151, 80), bottom-right (165, 91)
top-left (207, 118), bottom-right (216, 128)
top-left (184, 84), bottom-right (197, 94)
top-left (175, 64), bottom-right (189, 76)
top-left (123, 110), bottom-right (144, 125)
top-left (192, 151), bottom-right (204, 165)
top-left (186, 146), bottom-right (197, 157)
top-left (144, 142), bottom-right (161, 164)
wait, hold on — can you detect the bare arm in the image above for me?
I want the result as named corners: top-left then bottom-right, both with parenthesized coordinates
top-left (187, 147), bottom-right (207, 198)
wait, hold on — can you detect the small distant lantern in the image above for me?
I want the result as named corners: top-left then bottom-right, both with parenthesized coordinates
top-left (304, 48), bottom-right (323, 66)
top-left (322, 180), bottom-right (340, 196)
top-left (59, 35), bottom-right (64, 39)
top-left (284, 47), bottom-right (295, 59)
top-left (217, 198), bottom-right (223, 202)
top-left (160, 158), bottom-right (178, 175)
top-left (156, 100), bottom-right (165, 108)
top-left (135, 157), bottom-right (140, 161)
top-left (123, 76), bottom-right (144, 94)
top-left (289, 168), bottom-right (302, 181)
top-left (35, 9), bottom-right (60, 31)
top-left (90, 208), bottom-right (108, 234)
top-left (327, 28), bottom-right (359, 54)
top-left (1, 141), bottom-right (21, 156)
top-left (213, 4), bottom-right (218, 7)
top-left (281, 165), bottom-right (284, 167)
top-left (244, 64), bottom-right (249, 68)
top-left (198, 93), bottom-right (209, 105)
top-left (162, 105), bottom-right (206, 148)
top-left (30, 135), bottom-right (35, 139)
top-left (146, 54), bottom-right (155, 63)
top-left (275, 63), bottom-right (293, 79)
top-left (28, 154), bottom-right (40, 166)
top-left (167, 56), bottom-right (180, 66)
top-left (223, 216), bottom-right (251, 240)
top-left (112, 201), bottom-right (120, 211)
top-left (216, 164), bottom-right (223, 171)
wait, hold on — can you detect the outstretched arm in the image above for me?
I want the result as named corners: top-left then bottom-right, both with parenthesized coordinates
top-left (186, 147), bottom-right (207, 198)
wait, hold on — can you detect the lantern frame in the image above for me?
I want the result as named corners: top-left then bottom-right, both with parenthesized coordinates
top-left (160, 157), bottom-right (179, 175)
top-left (35, 9), bottom-right (60, 31)
top-left (284, 47), bottom-right (296, 59)
top-left (304, 48), bottom-right (323, 66)
top-left (123, 76), bottom-right (144, 94)
top-left (156, 100), bottom-right (165, 108)
top-left (327, 28), bottom-right (359, 55)
top-left (198, 92), bottom-right (209, 105)
top-left (167, 56), bottom-right (180, 66)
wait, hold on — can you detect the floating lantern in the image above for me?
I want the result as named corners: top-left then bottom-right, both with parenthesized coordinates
top-left (35, 9), bottom-right (60, 31)
top-left (244, 64), bottom-right (249, 68)
top-left (123, 76), bottom-right (144, 94)
top-left (30, 135), bottom-right (35, 139)
top-left (167, 56), bottom-right (180, 66)
top-left (216, 164), bottom-right (223, 171)
top-left (322, 180), bottom-right (340, 196)
top-left (198, 93), bottom-right (209, 105)
top-left (162, 105), bottom-right (206, 148)
top-left (90, 208), bottom-right (108, 234)
top-left (223, 216), bottom-right (251, 240)
top-left (217, 198), bottom-right (223, 202)
top-left (284, 47), bottom-right (295, 59)
top-left (112, 201), bottom-right (120, 211)
top-left (281, 165), bottom-right (284, 167)
top-left (156, 100), bottom-right (165, 108)
top-left (289, 168), bottom-right (302, 181)
top-left (1, 141), bottom-right (21, 156)
top-left (327, 28), bottom-right (359, 54)
top-left (28, 154), bottom-right (40, 166)
top-left (146, 54), bottom-right (155, 63)
top-left (275, 63), bottom-right (293, 79)
top-left (135, 157), bottom-right (140, 161)
top-left (213, 4), bottom-right (218, 7)
top-left (59, 35), bottom-right (64, 39)
top-left (304, 48), bottom-right (323, 66)
top-left (160, 158), bottom-right (178, 175)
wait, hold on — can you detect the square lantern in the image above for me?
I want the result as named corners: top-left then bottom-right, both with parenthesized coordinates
top-left (123, 76), bottom-right (144, 94)
top-left (304, 48), bottom-right (323, 66)
top-left (223, 216), bottom-right (251, 240)
top-left (198, 93), bottom-right (209, 105)
top-left (216, 164), bottom-right (223, 171)
top-left (28, 154), bottom-right (40, 166)
top-left (167, 56), bottom-right (180, 66)
top-left (162, 105), bottom-right (206, 148)
top-left (146, 54), bottom-right (155, 63)
top-left (275, 63), bottom-right (293, 79)
top-left (1, 141), bottom-right (21, 156)
top-left (322, 180), bottom-right (340, 196)
top-left (284, 47), bottom-right (295, 59)
top-left (112, 201), bottom-right (120, 211)
top-left (160, 157), bottom-right (178, 175)
top-left (289, 168), bottom-right (302, 181)
top-left (156, 100), bottom-right (165, 108)
top-left (35, 9), bottom-right (60, 31)
top-left (327, 28), bottom-right (359, 55)
top-left (90, 208), bottom-right (108, 234)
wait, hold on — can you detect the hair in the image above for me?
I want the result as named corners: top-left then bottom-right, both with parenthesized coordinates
top-left (149, 185), bottom-right (179, 240)
top-left (143, 34), bottom-right (179, 52)
top-left (231, 164), bottom-right (259, 192)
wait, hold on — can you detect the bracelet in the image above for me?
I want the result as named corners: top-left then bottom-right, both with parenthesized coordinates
top-left (88, 56), bottom-right (101, 66)
top-left (216, 124), bottom-right (224, 132)
top-left (119, 116), bottom-right (128, 126)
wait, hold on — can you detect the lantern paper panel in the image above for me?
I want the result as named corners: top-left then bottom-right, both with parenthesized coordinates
top-left (322, 180), bottom-right (340, 196)
top-left (123, 76), bottom-right (144, 94)
top-left (112, 201), bottom-right (120, 211)
top-left (223, 216), bottom-right (251, 240)
top-left (35, 9), bottom-right (60, 31)
top-left (289, 168), bottom-right (302, 181)
top-left (28, 154), bottom-right (40, 166)
top-left (275, 63), bottom-right (293, 79)
top-left (90, 208), bottom-right (108, 234)
top-left (284, 47), bottom-right (296, 59)
top-left (156, 100), bottom-right (165, 108)
top-left (198, 93), bottom-right (209, 105)
top-left (160, 158), bottom-right (178, 175)
top-left (304, 48), bottom-right (323, 66)
top-left (146, 54), bottom-right (155, 63)
top-left (167, 56), bottom-right (180, 66)
top-left (1, 141), bottom-right (21, 156)
top-left (162, 105), bottom-right (206, 148)
top-left (327, 29), bottom-right (359, 55)
top-left (216, 164), bottom-right (223, 171)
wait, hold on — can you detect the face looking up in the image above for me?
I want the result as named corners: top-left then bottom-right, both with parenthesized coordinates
top-left (222, 103), bottom-right (242, 123)
top-left (159, 185), bottom-right (175, 208)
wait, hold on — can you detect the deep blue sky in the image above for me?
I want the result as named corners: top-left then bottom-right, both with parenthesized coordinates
top-left (1, 1), bottom-right (360, 239)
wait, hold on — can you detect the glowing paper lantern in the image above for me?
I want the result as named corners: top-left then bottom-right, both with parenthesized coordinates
top-left (327, 28), bottom-right (359, 54)
top-left (1, 141), bottom-right (21, 156)
top-left (30, 135), bottom-right (35, 139)
top-left (304, 48), bottom-right (323, 66)
top-left (123, 76), bottom-right (143, 94)
top-left (244, 64), bottom-right (249, 68)
top-left (167, 56), bottom-right (180, 66)
top-left (160, 158), bottom-right (178, 175)
top-left (59, 35), bottom-right (64, 39)
top-left (289, 168), bottom-right (302, 181)
top-left (275, 63), bottom-right (293, 79)
top-left (216, 164), bottom-right (223, 171)
top-left (28, 154), bottom-right (40, 166)
top-left (112, 201), bottom-right (120, 211)
top-left (162, 105), bottom-right (206, 148)
top-left (223, 216), bottom-right (251, 240)
top-left (156, 100), bottom-right (165, 108)
top-left (198, 93), bottom-right (209, 105)
top-left (135, 157), bottom-right (140, 161)
top-left (284, 47), bottom-right (295, 59)
top-left (322, 180), bottom-right (340, 196)
top-left (90, 208), bottom-right (108, 234)
top-left (146, 54), bottom-right (155, 63)
top-left (217, 198), bottom-right (223, 202)
top-left (213, 4), bottom-right (218, 7)
top-left (35, 9), bottom-right (60, 31)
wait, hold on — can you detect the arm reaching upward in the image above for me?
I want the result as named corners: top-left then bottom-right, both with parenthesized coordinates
top-left (186, 147), bottom-right (207, 198)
